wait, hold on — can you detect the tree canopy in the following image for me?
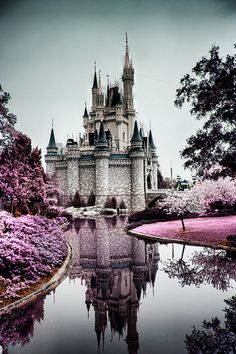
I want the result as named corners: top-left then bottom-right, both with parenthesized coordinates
top-left (0, 131), bottom-right (61, 216)
top-left (0, 85), bottom-right (17, 149)
top-left (175, 44), bottom-right (236, 175)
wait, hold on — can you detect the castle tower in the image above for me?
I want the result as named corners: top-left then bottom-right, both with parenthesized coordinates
top-left (148, 130), bottom-right (158, 189)
top-left (122, 33), bottom-right (135, 141)
top-left (129, 121), bottom-right (145, 211)
top-left (95, 120), bottom-right (110, 207)
top-left (66, 141), bottom-right (80, 196)
top-left (45, 126), bottom-right (60, 176)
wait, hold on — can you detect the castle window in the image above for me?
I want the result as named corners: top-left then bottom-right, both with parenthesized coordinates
top-left (123, 132), bottom-right (125, 141)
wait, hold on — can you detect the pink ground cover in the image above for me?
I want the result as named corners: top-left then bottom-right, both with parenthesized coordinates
top-left (133, 215), bottom-right (236, 245)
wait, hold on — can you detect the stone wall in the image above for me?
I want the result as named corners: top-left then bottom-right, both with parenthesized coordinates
top-left (47, 150), bottom-right (147, 211)
top-left (130, 154), bottom-right (145, 211)
top-left (109, 158), bottom-right (131, 209)
top-left (79, 162), bottom-right (96, 198)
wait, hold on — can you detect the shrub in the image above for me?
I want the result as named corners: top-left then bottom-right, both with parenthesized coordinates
top-left (72, 191), bottom-right (85, 208)
top-left (0, 212), bottom-right (67, 300)
top-left (87, 190), bottom-right (96, 206)
top-left (119, 200), bottom-right (127, 209)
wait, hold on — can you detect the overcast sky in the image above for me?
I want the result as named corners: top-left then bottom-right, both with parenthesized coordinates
top-left (1, 0), bottom-right (236, 179)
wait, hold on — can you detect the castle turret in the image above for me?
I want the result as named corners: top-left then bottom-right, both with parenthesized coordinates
top-left (66, 139), bottom-right (80, 196)
top-left (83, 103), bottom-right (89, 129)
top-left (122, 33), bottom-right (134, 111)
top-left (148, 130), bottom-right (158, 189)
top-left (129, 121), bottom-right (145, 211)
top-left (45, 126), bottom-right (60, 176)
top-left (95, 120), bottom-right (110, 207)
top-left (122, 33), bottom-right (135, 141)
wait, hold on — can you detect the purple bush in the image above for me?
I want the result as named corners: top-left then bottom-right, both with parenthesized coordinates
top-left (0, 212), bottom-right (67, 300)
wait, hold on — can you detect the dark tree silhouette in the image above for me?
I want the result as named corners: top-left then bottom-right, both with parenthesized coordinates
top-left (72, 191), bottom-right (85, 208)
top-left (175, 44), bottom-right (236, 175)
top-left (163, 247), bottom-right (236, 291)
top-left (87, 190), bottom-right (96, 206)
top-left (185, 295), bottom-right (236, 354)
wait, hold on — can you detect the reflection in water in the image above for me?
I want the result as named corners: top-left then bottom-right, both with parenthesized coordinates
top-left (1, 216), bottom-right (236, 354)
top-left (163, 246), bottom-right (236, 291)
top-left (186, 295), bottom-right (236, 354)
top-left (67, 216), bottom-right (160, 354)
top-left (0, 297), bottom-right (44, 354)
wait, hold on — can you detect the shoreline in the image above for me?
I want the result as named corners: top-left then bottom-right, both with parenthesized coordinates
top-left (0, 240), bottom-right (73, 315)
top-left (127, 215), bottom-right (236, 253)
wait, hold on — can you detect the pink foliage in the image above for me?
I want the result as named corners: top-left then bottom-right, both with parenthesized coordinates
top-left (133, 215), bottom-right (236, 246)
top-left (0, 131), bottom-right (62, 216)
top-left (163, 177), bottom-right (236, 216)
top-left (0, 212), bottom-right (67, 300)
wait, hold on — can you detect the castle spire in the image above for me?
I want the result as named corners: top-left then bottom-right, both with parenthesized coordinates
top-left (105, 74), bottom-right (110, 106)
top-left (131, 121), bottom-right (142, 144)
top-left (92, 61), bottom-right (98, 89)
top-left (46, 125), bottom-right (59, 156)
top-left (47, 127), bottom-right (57, 149)
top-left (99, 70), bottom-right (101, 90)
top-left (83, 102), bottom-right (89, 118)
top-left (148, 130), bottom-right (156, 150)
top-left (96, 120), bottom-right (109, 150)
top-left (124, 32), bottom-right (131, 68)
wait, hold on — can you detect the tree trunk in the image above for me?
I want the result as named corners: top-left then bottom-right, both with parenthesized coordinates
top-left (180, 244), bottom-right (186, 261)
top-left (181, 216), bottom-right (186, 231)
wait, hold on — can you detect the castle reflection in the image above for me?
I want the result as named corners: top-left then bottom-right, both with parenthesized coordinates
top-left (67, 216), bottom-right (160, 354)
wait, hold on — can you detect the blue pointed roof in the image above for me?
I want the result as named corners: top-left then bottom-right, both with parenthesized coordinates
top-left (92, 71), bottom-right (98, 89)
top-left (47, 128), bottom-right (56, 148)
top-left (148, 130), bottom-right (156, 149)
top-left (95, 121), bottom-right (109, 151)
top-left (131, 121), bottom-right (142, 143)
top-left (46, 128), bottom-right (59, 155)
top-left (83, 106), bottom-right (89, 118)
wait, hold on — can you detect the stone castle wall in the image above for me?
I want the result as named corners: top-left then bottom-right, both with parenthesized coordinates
top-left (53, 155), bottom-right (135, 209)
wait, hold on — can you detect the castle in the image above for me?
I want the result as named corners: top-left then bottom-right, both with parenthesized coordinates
top-left (45, 35), bottom-right (159, 211)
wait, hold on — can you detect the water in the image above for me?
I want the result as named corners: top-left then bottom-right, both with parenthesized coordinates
top-left (1, 216), bottom-right (236, 354)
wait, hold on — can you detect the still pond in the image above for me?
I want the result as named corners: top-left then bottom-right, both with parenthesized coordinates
top-left (1, 216), bottom-right (236, 354)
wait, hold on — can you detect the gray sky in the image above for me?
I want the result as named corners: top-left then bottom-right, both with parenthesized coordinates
top-left (1, 0), bottom-right (236, 179)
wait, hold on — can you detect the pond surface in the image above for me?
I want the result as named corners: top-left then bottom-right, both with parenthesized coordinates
top-left (1, 216), bottom-right (236, 354)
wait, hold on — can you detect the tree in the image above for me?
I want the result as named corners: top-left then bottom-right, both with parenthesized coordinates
top-left (87, 190), bottom-right (96, 206)
top-left (0, 85), bottom-right (17, 149)
top-left (0, 131), bottom-right (61, 216)
top-left (185, 295), bottom-right (236, 353)
top-left (72, 191), bottom-right (85, 208)
top-left (175, 44), bottom-right (236, 175)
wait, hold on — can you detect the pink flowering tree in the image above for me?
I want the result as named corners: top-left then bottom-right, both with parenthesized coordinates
top-left (188, 177), bottom-right (236, 212)
top-left (161, 177), bottom-right (236, 229)
top-left (0, 85), bottom-right (17, 149)
top-left (0, 131), bottom-right (62, 216)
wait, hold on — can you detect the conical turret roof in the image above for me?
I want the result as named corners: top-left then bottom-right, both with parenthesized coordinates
top-left (46, 127), bottom-right (59, 156)
top-left (148, 130), bottom-right (156, 149)
top-left (83, 106), bottom-right (89, 118)
top-left (131, 121), bottom-right (142, 143)
top-left (47, 128), bottom-right (56, 148)
top-left (92, 71), bottom-right (98, 89)
top-left (96, 120), bottom-right (109, 151)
